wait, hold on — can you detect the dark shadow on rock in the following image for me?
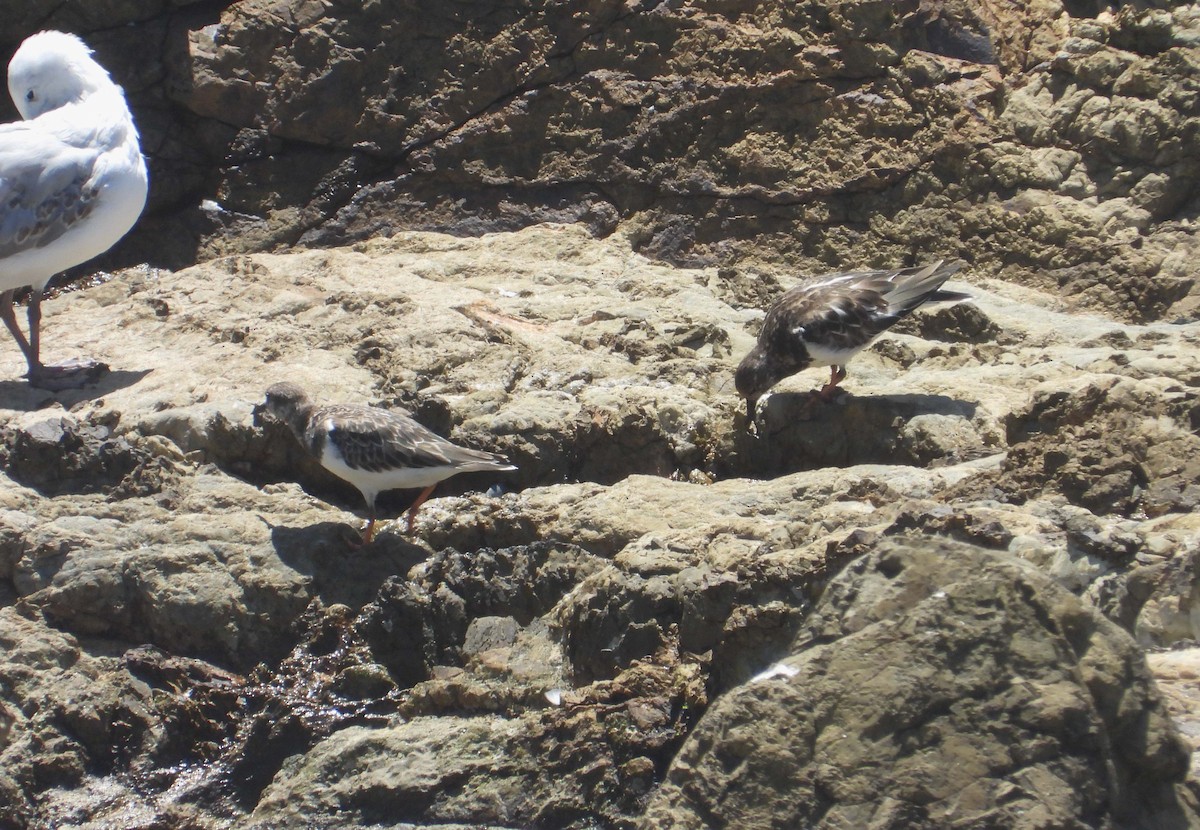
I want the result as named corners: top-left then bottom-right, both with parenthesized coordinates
top-left (0, 368), bottom-right (152, 413)
top-left (719, 391), bottom-right (981, 478)
top-left (269, 521), bottom-right (427, 610)
top-left (765, 390), bottom-right (978, 421)
top-left (352, 542), bottom-right (611, 690)
top-left (866, 392), bottom-right (978, 418)
top-left (1, 403), bottom-right (161, 497)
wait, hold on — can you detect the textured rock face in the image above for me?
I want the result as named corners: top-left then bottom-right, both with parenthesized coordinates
top-left (641, 539), bottom-right (1193, 829)
top-left (167, 1), bottom-right (1200, 322)
top-left (0, 225), bottom-right (1197, 827)
top-left (2, 1), bottom-right (1200, 827)
top-left (3, 1), bottom-right (1198, 322)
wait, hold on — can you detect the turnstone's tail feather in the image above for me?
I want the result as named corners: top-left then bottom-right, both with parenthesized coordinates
top-left (870, 260), bottom-right (966, 317)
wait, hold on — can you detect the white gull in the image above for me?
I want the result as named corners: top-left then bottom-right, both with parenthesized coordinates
top-left (0, 31), bottom-right (148, 389)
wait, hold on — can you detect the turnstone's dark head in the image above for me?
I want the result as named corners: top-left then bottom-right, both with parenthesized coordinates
top-left (735, 345), bottom-right (800, 417)
top-left (259, 382), bottom-right (314, 436)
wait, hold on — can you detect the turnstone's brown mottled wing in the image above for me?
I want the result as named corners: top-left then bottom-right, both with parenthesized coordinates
top-left (761, 272), bottom-right (893, 358)
top-left (311, 405), bottom-right (504, 474)
top-left (765, 262), bottom-right (967, 355)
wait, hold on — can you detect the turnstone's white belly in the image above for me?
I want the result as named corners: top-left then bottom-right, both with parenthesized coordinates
top-left (803, 339), bottom-right (864, 368)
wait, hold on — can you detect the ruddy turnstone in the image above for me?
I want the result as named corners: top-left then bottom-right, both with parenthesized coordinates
top-left (1, 31), bottom-right (148, 389)
top-left (735, 261), bottom-right (968, 417)
top-left (259, 382), bottom-right (516, 543)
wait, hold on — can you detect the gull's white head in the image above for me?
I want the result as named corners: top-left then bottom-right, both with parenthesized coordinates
top-left (7, 31), bottom-right (116, 120)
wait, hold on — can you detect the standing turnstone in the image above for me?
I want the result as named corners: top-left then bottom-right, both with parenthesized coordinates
top-left (259, 382), bottom-right (516, 543)
top-left (735, 261), bottom-right (968, 417)
top-left (1, 31), bottom-right (148, 389)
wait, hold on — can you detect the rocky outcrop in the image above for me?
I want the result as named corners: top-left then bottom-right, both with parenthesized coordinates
top-left (0, 225), bottom-right (1197, 827)
top-left (165, 0), bottom-right (1200, 323)
top-left (3, 1), bottom-right (1198, 322)
top-left (642, 538), bottom-right (1194, 829)
top-left (3, 1), bottom-right (1200, 826)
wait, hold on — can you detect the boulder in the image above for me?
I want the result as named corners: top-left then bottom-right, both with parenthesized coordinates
top-left (642, 537), bottom-right (1195, 829)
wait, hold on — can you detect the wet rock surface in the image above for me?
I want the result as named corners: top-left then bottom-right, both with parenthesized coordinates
top-left (0, 224), bottom-right (1197, 828)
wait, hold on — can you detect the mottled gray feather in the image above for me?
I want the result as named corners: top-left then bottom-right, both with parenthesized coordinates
top-left (0, 123), bottom-right (100, 259)
top-left (262, 382), bottom-right (514, 476)
top-left (312, 404), bottom-right (510, 473)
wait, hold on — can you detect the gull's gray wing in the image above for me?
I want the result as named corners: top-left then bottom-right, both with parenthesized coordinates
top-left (0, 122), bottom-right (102, 260)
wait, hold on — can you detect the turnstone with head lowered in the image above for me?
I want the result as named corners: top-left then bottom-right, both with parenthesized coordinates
top-left (735, 260), bottom-right (969, 418)
top-left (259, 382), bottom-right (516, 544)
top-left (1, 31), bottom-right (149, 389)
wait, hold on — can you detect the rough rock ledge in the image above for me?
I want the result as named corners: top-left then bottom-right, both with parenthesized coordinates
top-left (1, 224), bottom-right (1198, 828)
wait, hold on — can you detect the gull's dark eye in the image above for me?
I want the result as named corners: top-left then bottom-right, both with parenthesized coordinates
top-left (24, 89), bottom-right (35, 102)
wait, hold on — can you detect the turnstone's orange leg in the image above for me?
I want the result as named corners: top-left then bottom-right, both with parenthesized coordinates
top-left (405, 484), bottom-right (439, 533)
top-left (360, 515), bottom-right (377, 546)
top-left (817, 366), bottom-right (847, 401)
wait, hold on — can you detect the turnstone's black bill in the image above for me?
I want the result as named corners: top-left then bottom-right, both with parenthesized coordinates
top-left (259, 382), bottom-right (516, 544)
top-left (735, 261), bottom-right (968, 417)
